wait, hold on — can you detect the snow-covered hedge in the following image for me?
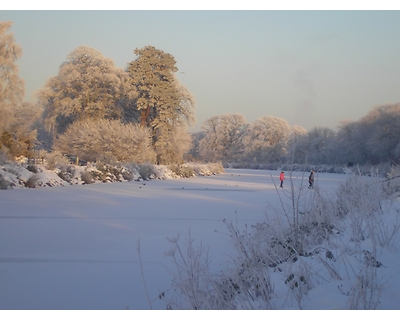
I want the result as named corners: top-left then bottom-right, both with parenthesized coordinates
top-left (0, 160), bottom-right (225, 190)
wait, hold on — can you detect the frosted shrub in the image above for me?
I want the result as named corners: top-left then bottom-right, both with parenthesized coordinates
top-left (163, 217), bottom-right (327, 309)
top-left (163, 234), bottom-right (217, 310)
top-left (384, 164), bottom-right (400, 195)
top-left (24, 174), bottom-right (40, 188)
top-left (336, 172), bottom-right (400, 248)
top-left (222, 193), bottom-right (341, 308)
top-left (121, 163), bottom-right (141, 181)
top-left (43, 151), bottom-right (71, 170)
top-left (347, 259), bottom-right (383, 310)
top-left (208, 162), bottom-right (225, 174)
top-left (183, 163), bottom-right (224, 176)
top-left (0, 173), bottom-right (10, 189)
top-left (221, 221), bottom-right (275, 308)
top-left (138, 163), bottom-right (158, 180)
top-left (168, 164), bottom-right (195, 178)
top-left (80, 171), bottom-right (94, 184)
top-left (121, 169), bottom-right (134, 181)
top-left (56, 166), bottom-right (75, 183)
top-left (53, 119), bottom-right (156, 163)
top-left (163, 231), bottom-right (275, 310)
top-left (280, 257), bottom-right (316, 309)
top-left (93, 162), bottom-right (130, 182)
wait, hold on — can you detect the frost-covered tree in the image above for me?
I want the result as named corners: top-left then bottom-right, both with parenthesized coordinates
top-left (243, 116), bottom-right (290, 163)
top-left (360, 103), bottom-right (400, 164)
top-left (154, 127), bottom-right (192, 165)
top-left (0, 21), bottom-right (38, 158)
top-left (199, 114), bottom-right (248, 163)
top-left (38, 46), bottom-right (136, 136)
top-left (336, 103), bottom-right (400, 166)
top-left (0, 21), bottom-right (24, 133)
top-left (127, 46), bottom-right (195, 164)
top-left (5, 101), bottom-right (42, 157)
top-left (304, 127), bottom-right (337, 164)
top-left (53, 119), bottom-right (156, 163)
top-left (187, 131), bottom-right (205, 162)
top-left (285, 125), bottom-right (308, 163)
top-left (336, 120), bottom-right (369, 165)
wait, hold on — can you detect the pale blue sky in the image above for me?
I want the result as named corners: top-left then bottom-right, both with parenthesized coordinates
top-left (1, 8), bottom-right (400, 131)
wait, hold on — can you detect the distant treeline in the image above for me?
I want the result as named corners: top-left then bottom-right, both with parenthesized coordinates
top-left (187, 104), bottom-right (400, 168)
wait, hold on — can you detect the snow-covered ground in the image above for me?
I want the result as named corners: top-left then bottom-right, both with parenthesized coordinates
top-left (0, 169), bottom-right (399, 311)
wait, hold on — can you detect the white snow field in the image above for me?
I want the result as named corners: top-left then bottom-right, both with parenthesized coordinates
top-left (0, 169), bottom-right (399, 310)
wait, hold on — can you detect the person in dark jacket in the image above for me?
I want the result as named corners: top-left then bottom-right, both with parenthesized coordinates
top-left (308, 170), bottom-right (315, 189)
top-left (279, 171), bottom-right (285, 188)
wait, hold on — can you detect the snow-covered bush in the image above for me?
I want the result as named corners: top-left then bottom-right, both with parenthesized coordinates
top-left (0, 160), bottom-right (226, 190)
top-left (121, 163), bottom-right (141, 181)
top-left (162, 234), bottom-right (219, 310)
top-left (56, 165), bottom-right (76, 183)
top-left (91, 162), bottom-right (130, 183)
top-left (52, 119), bottom-right (156, 164)
top-left (347, 251), bottom-right (383, 310)
top-left (42, 150), bottom-right (71, 170)
top-left (206, 162), bottom-right (224, 174)
top-left (168, 164), bottom-right (195, 178)
top-left (183, 162), bottom-right (224, 176)
top-left (80, 170), bottom-right (94, 184)
top-left (384, 164), bottom-right (400, 196)
top-left (0, 172), bottom-right (10, 189)
top-left (24, 173), bottom-right (40, 188)
top-left (138, 163), bottom-right (159, 180)
top-left (337, 172), bottom-right (400, 248)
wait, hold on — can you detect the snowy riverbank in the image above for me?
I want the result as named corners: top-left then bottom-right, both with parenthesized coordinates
top-left (0, 161), bottom-right (225, 190)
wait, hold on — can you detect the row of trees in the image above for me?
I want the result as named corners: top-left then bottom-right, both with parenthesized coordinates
top-left (1, 21), bottom-right (399, 168)
top-left (1, 21), bottom-right (195, 165)
top-left (189, 105), bottom-right (400, 167)
top-left (193, 114), bottom-right (292, 164)
top-left (38, 44), bottom-right (195, 165)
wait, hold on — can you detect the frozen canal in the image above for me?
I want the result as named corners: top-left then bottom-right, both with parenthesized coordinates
top-left (0, 169), bottom-right (347, 309)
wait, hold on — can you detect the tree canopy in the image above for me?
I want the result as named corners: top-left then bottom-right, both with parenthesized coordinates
top-left (243, 116), bottom-right (290, 163)
top-left (199, 114), bottom-right (248, 163)
top-left (38, 46), bottom-right (136, 136)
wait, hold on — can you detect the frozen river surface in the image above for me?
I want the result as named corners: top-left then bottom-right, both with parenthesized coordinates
top-left (0, 169), bottom-right (350, 309)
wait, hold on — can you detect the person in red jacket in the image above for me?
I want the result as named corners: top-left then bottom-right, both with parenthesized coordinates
top-left (279, 171), bottom-right (285, 188)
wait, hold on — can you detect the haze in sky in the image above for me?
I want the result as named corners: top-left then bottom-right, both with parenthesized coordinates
top-left (1, 7), bottom-right (400, 131)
